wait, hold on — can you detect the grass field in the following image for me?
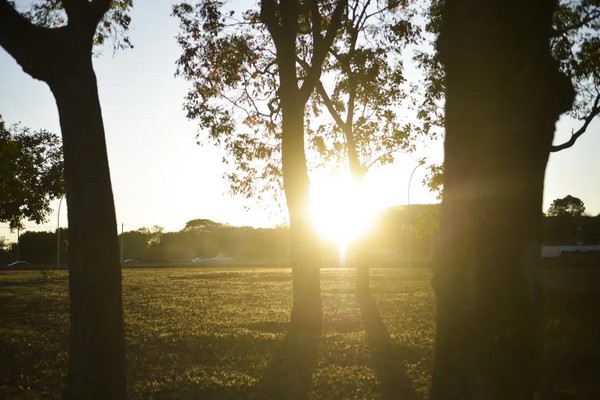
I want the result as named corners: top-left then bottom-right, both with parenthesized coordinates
top-left (0, 267), bottom-right (598, 399)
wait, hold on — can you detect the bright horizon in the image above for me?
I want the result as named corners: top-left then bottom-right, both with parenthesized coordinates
top-left (1, 2), bottom-right (599, 244)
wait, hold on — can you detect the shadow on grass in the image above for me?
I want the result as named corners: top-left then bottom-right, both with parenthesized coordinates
top-left (0, 276), bottom-right (67, 287)
top-left (357, 288), bottom-right (418, 400)
top-left (258, 323), bottom-right (321, 400)
top-left (140, 321), bottom-right (320, 400)
top-left (542, 284), bottom-right (600, 399)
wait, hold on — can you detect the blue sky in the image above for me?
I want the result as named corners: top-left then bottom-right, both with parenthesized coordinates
top-left (1, 2), bottom-right (599, 242)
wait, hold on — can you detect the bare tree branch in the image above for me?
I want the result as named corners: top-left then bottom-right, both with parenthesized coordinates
top-left (299, 0), bottom-right (347, 101)
top-left (551, 92), bottom-right (600, 152)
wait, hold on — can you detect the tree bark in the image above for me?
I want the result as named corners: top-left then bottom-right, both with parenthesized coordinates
top-left (430, 1), bottom-right (574, 399)
top-left (261, 0), bottom-right (349, 333)
top-left (280, 88), bottom-right (323, 332)
top-left (49, 62), bottom-right (126, 400)
top-left (0, 3), bottom-right (127, 399)
top-left (281, 73), bottom-right (323, 333)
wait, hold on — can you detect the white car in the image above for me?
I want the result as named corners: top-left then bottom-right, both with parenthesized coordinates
top-left (6, 261), bottom-right (29, 268)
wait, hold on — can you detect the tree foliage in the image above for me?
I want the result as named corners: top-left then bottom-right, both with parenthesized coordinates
top-left (416, 0), bottom-right (600, 199)
top-left (173, 1), bottom-right (284, 203)
top-left (305, 0), bottom-right (422, 176)
top-left (550, 0), bottom-right (600, 151)
top-left (547, 194), bottom-right (586, 217)
top-left (417, 0), bottom-right (600, 140)
top-left (14, 0), bottom-right (134, 51)
top-left (173, 0), bottom-right (426, 203)
top-left (0, 115), bottom-right (63, 230)
top-left (183, 218), bottom-right (225, 233)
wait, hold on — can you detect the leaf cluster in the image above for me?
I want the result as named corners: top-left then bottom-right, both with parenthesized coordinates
top-left (173, 1), bottom-right (348, 204)
top-left (0, 115), bottom-right (64, 230)
top-left (417, 0), bottom-right (600, 149)
top-left (553, 0), bottom-right (600, 115)
top-left (175, 0), bottom-right (428, 208)
top-left (307, 0), bottom-right (423, 174)
top-left (15, 0), bottom-right (134, 52)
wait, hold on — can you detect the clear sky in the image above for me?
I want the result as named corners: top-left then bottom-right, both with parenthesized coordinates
top-left (1, 2), bottom-right (599, 243)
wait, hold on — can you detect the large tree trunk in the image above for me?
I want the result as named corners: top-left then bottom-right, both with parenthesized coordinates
top-left (430, 1), bottom-right (574, 399)
top-left (49, 60), bottom-right (126, 400)
top-left (0, 4), bottom-right (127, 398)
top-left (281, 94), bottom-right (323, 332)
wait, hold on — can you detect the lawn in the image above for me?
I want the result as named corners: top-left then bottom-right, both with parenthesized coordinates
top-left (0, 267), bottom-right (598, 399)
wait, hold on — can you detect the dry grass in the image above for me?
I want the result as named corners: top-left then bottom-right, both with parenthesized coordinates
top-left (0, 267), bottom-right (597, 399)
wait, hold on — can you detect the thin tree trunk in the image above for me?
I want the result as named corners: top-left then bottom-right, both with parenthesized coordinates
top-left (260, 0), bottom-right (346, 333)
top-left (281, 95), bottom-right (323, 332)
top-left (49, 61), bottom-right (126, 400)
top-left (430, 1), bottom-right (574, 399)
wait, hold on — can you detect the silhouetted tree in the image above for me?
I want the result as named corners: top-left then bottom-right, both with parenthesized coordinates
top-left (174, 0), bottom-right (347, 330)
top-left (430, 1), bottom-right (574, 399)
top-left (183, 218), bottom-right (225, 233)
top-left (547, 194), bottom-right (586, 217)
top-left (0, 115), bottom-right (63, 230)
top-left (0, 1), bottom-right (132, 398)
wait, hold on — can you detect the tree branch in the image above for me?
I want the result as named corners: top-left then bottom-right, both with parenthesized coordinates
top-left (0, 1), bottom-right (38, 53)
top-left (551, 92), bottom-right (600, 152)
top-left (0, 0), bottom-right (63, 81)
top-left (88, 0), bottom-right (113, 24)
top-left (62, 0), bottom-right (85, 22)
top-left (260, 0), bottom-right (284, 54)
top-left (299, 0), bottom-right (347, 101)
top-left (314, 77), bottom-right (351, 134)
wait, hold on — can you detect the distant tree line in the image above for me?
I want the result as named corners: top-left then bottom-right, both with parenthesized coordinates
top-left (5, 202), bottom-right (600, 266)
top-left (0, 228), bottom-right (68, 266)
top-left (1, 210), bottom-right (440, 266)
top-left (0, 221), bottom-right (290, 266)
top-left (120, 220), bottom-right (290, 263)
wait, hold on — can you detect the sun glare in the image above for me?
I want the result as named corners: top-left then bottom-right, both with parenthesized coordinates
top-left (310, 172), bottom-right (380, 262)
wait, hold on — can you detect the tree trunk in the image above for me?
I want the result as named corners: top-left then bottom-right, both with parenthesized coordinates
top-left (281, 92), bottom-right (322, 332)
top-left (352, 169), bottom-right (369, 295)
top-left (48, 60), bottom-right (126, 400)
top-left (0, 4), bottom-right (127, 398)
top-left (430, 1), bottom-right (574, 399)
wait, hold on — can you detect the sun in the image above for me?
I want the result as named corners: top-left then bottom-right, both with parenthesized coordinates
top-left (309, 172), bottom-right (380, 259)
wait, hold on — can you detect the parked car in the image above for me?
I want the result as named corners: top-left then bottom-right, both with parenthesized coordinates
top-left (6, 261), bottom-right (29, 268)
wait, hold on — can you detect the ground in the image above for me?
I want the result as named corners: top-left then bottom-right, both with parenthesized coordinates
top-left (0, 267), bottom-right (598, 399)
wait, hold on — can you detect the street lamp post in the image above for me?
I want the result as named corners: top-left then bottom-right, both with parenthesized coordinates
top-left (56, 196), bottom-right (63, 270)
top-left (16, 226), bottom-right (20, 261)
top-left (406, 160), bottom-right (424, 268)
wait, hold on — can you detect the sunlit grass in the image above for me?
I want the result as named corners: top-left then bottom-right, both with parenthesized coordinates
top-left (0, 267), bottom-right (598, 399)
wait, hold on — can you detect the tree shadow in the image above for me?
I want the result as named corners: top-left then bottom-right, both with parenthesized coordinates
top-left (258, 322), bottom-right (321, 400)
top-left (357, 289), bottom-right (418, 400)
